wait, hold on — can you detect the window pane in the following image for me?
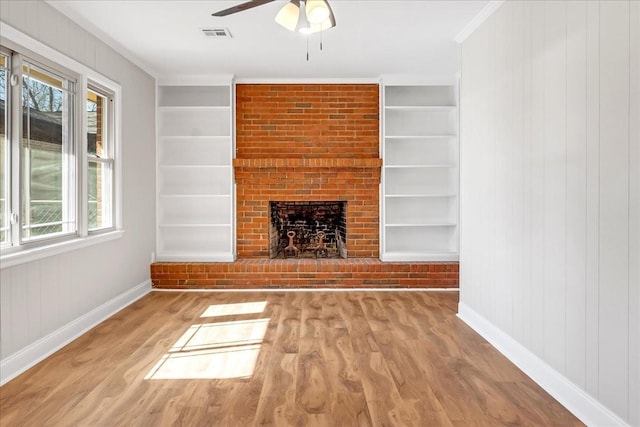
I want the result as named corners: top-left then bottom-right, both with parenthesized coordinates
top-left (0, 54), bottom-right (8, 244)
top-left (21, 64), bottom-right (75, 240)
top-left (87, 90), bottom-right (105, 157)
top-left (87, 87), bottom-right (112, 231)
top-left (88, 161), bottom-right (112, 229)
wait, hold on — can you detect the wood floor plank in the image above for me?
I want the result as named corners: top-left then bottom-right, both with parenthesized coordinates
top-left (273, 293), bottom-right (302, 354)
top-left (0, 291), bottom-right (583, 427)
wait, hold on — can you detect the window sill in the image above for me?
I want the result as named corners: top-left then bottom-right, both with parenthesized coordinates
top-left (0, 230), bottom-right (125, 270)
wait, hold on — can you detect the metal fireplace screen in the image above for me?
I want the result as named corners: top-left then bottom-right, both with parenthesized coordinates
top-left (269, 201), bottom-right (347, 259)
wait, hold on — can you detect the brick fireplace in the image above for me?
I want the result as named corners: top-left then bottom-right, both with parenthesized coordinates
top-left (151, 83), bottom-right (459, 289)
top-left (234, 83), bottom-right (381, 258)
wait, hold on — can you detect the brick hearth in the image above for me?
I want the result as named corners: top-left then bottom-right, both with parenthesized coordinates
top-left (151, 259), bottom-right (459, 289)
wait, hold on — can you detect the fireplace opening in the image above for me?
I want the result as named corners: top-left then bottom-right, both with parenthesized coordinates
top-left (269, 201), bottom-right (347, 259)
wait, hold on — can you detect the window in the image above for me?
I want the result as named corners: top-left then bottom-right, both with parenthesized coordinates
top-left (21, 59), bottom-right (76, 241)
top-left (1, 53), bottom-right (8, 245)
top-left (87, 85), bottom-right (114, 231)
top-left (0, 37), bottom-right (120, 262)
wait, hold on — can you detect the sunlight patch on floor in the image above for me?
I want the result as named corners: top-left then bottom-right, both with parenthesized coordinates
top-left (200, 301), bottom-right (268, 318)
top-left (145, 302), bottom-right (269, 380)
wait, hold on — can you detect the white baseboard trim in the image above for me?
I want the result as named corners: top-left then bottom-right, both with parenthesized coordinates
top-left (0, 279), bottom-right (152, 386)
top-left (457, 302), bottom-right (630, 427)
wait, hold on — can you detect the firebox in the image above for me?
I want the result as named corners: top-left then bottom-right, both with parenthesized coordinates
top-left (269, 201), bottom-right (347, 259)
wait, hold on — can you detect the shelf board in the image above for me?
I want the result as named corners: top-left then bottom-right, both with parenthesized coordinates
top-left (384, 164), bottom-right (456, 169)
top-left (385, 223), bottom-right (456, 227)
top-left (159, 223), bottom-right (231, 228)
top-left (159, 134), bottom-right (232, 139)
top-left (381, 251), bottom-right (459, 262)
top-left (159, 135), bottom-right (231, 140)
top-left (158, 105), bottom-right (230, 111)
top-left (158, 164), bottom-right (231, 169)
top-left (384, 135), bottom-right (457, 140)
top-left (384, 105), bottom-right (455, 111)
top-left (384, 194), bottom-right (456, 198)
top-left (159, 194), bottom-right (231, 198)
top-left (156, 252), bottom-right (235, 262)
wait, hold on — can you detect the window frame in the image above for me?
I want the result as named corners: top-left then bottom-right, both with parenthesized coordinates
top-left (17, 54), bottom-right (79, 244)
top-left (0, 23), bottom-right (123, 269)
top-left (0, 49), bottom-right (10, 247)
top-left (86, 82), bottom-right (116, 234)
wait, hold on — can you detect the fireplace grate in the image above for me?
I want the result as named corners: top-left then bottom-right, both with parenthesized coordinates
top-left (269, 201), bottom-right (347, 259)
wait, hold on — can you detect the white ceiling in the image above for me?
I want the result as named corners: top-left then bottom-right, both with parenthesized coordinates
top-left (48, 0), bottom-right (490, 81)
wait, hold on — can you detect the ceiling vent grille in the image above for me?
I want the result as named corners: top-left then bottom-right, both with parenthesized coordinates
top-left (201, 28), bottom-right (232, 38)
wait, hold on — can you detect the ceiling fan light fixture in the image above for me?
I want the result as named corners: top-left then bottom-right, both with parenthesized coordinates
top-left (307, 11), bottom-right (335, 33)
top-left (303, 3), bottom-right (335, 33)
top-left (296, 1), bottom-right (313, 34)
top-left (275, 0), bottom-right (300, 31)
top-left (305, 0), bottom-right (330, 24)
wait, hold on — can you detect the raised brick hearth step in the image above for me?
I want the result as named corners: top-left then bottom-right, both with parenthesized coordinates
top-left (151, 259), bottom-right (459, 289)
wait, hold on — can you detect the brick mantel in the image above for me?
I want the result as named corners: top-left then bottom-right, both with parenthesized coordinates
top-left (233, 158), bottom-right (383, 169)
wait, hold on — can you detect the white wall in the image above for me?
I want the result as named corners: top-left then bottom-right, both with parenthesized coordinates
top-left (0, 0), bottom-right (156, 375)
top-left (459, 0), bottom-right (638, 425)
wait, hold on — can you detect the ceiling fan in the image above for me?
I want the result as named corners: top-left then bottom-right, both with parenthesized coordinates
top-left (212, 0), bottom-right (336, 34)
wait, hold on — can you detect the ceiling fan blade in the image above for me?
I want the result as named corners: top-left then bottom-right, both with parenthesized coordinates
top-left (212, 0), bottom-right (276, 17)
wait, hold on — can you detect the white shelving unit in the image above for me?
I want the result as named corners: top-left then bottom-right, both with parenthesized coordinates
top-left (156, 82), bottom-right (235, 261)
top-left (381, 84), bottom-right (459, 261)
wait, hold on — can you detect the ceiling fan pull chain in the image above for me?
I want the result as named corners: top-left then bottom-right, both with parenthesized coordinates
top-left (306, 33), bottom-right (310, 61)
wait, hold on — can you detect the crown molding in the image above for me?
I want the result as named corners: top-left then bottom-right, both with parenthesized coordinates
top-left (454, 0), bottom-right (505, 44)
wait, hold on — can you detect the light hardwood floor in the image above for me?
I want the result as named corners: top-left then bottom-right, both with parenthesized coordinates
top-left (0, 291), bottom-right (582, 426)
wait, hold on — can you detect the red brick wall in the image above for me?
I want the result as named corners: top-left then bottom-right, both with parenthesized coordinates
top-left (235, 84), bottom-right (381, 258)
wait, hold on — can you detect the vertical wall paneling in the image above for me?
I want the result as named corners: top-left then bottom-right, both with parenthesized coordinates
top-left (9, 265), bottom-right (29, 352)
top-left (459, 31), bottom-right (479, 308)
top-left (542, 0), bottom-right (568, 373)
top-left (26, 263), bottom-right (42, 345)
top-left (0, 1), bottom-right (9, 25)
top-left (598, 1), bottom-right (630, 418)
top-left (23, 1), bottom-right (39, 40)
top-left (460, 1), bottom-right (637, 424)
top-left (496, 3), bottom-right (513, 332)
top-left (629, 4), bottom-right (640, 425)
top-left (521, 0), bottom-right (533, 350)
top-left (529, 0), bottom-right (546, 357)
top-left (473, 22), bottom-right (491, 318)
top-left (584, 0), bottom-right (601, 398)
top-left (58, 252), bottom-right (75, 329)
top-left (565, 0), bottom-right (588, 389)
top-left (39, 257), bottom-right (61, 337)
top-left (0, 269), bottom-right (11, 358)
top-left (6, 0), bottom-right (27, 33)
top-left (510, 0), bottom-right (525, 343)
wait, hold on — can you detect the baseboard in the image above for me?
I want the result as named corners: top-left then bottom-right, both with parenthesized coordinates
top-left (457, 302), bottom-right (630, 427)
top-left (0, 279), bottom-right (152, 386)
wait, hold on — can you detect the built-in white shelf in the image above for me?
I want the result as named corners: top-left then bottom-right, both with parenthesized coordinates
top-left (156, 82), bottom-right (235, 262)
top-left (382, 251), bottom-right (458, 262)
top-left (385, 165), bottom-right (456, 169)
top-left (385, 223), bottom-right (456, 227)
top-left (384, 193), bottom-right (458, 198)
top-left (381, 82), bottom-right (459, 262)
top-left (158, 106), bottom-right (230, 111)
top-left (384, 106), bottom-right (456, 112)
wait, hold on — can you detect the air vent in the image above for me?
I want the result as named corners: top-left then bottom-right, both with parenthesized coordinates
top-left (201, 28), bottom-right (232, 38)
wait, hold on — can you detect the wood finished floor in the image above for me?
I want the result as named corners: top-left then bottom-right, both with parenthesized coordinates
top-left (0, 291), bottom-right (582, 426)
